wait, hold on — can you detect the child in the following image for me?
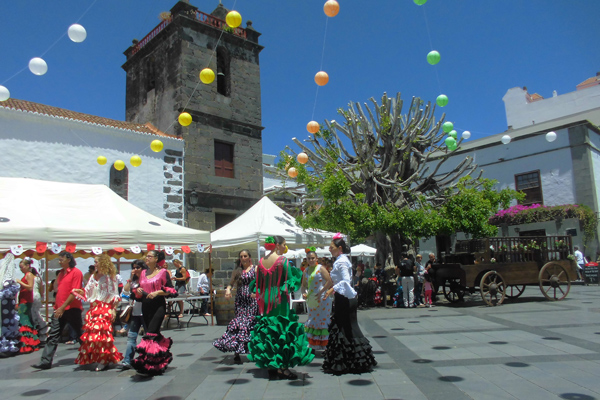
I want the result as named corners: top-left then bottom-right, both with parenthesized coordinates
top-left (423, 271), bottom-right (434, 307)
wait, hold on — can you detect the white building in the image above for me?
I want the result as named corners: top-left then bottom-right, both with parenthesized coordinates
top-left (420, 73), bottom-right (600, 258)
top-left (0, 98), bottom-right (185, 225)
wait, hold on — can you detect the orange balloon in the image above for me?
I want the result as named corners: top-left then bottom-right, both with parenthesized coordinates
top-left (297, 153), bottom-right (309, 164)
top-left (307, 121), bottom-right (320, 133)
top-left (323, 0), bottom-right (340, 17)
top-left (315, 71), bottom-right (329, 86)
top-left (288, 167), bottom-right (298, 178)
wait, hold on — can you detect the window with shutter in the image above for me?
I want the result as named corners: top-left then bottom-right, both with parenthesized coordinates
top-left (215, 141), bottom-right (234, 178)
top-left (515, 171), bottom-right (543, 205)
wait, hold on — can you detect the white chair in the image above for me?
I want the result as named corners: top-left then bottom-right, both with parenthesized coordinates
top-left (289, 288), bottom-right (307, 314)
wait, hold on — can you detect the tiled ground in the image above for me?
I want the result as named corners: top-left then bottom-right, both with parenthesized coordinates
top-left (1, 285), bottom-right (599, 399)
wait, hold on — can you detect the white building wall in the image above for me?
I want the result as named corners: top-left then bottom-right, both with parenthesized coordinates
top-left (503, 85), bottom-right (600, 130)
top-left (0, 108), bottom-right (183, 221)
top-left (432, 128), bottom-right (575, 206)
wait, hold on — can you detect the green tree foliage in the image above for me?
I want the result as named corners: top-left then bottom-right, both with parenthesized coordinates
top-left (274, 93), bottom-right (521, 264)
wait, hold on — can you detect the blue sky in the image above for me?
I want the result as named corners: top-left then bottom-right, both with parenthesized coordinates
top-left (1, 0), bottom-right (599, 158)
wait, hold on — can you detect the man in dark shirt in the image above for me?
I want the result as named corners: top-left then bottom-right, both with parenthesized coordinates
top-left (397, 254), bottom-right (416, 308)
top-left (32, 251), bottom-right (83, 370)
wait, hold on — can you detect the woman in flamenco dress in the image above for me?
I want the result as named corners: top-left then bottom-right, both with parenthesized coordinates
top-left (300, 249), bottom-right (333, 351)
top-left (322, 234), bottom-right (377, 375)
top-left (213, 249), bottom-right (258, 363)
top-left (72, 254), bottom-right (123, 370)
top-left (130, 250), bottom-right (177, 375)
top-left (17, 258), bottom-right (41, 353)
top-left (247, 236), bottom-right (314, 380)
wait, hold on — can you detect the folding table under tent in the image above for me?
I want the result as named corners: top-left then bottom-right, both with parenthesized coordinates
top-left (210, 196), bottom-right (336, 257)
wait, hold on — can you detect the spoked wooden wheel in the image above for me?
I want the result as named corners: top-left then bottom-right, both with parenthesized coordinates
top-left (480, 271), bottom-right (506, 306)
top-left (443, 278), bottom-right (465, 303)
top-left (505, 285), bottom-right (526, 299)
top-left (539, 263), bottom-right (571, 301)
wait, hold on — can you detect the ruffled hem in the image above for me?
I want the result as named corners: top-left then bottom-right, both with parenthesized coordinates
top-left (322, 321), bottom-right (377, 375)
top-left (131, 333), bottom-right (173, 376)
top-left (75, 301), bottom-right (123, 365)
top-left (305, 326), bottom-right (329, 336)
top-left (247, 305), bottom-right (314, 369)
top-left (308, 337), bottom-right (328, 349)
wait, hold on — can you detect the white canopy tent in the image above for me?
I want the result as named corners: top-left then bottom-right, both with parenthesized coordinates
top-left (351, 244), bottom-right (377, 257)
top-left (0, 177), bottom-right (211, 253)
top-left (211, 196), bottom-right (336, 256)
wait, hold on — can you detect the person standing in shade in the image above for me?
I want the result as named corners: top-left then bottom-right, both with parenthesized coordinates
top-left (322, 234), bottom-right (377, 375)
top-left (213, 250), bottom-right (258, 363)
top-left (17, 258), bottom-right (41, 353)
top-left (172, 259), bottom-right (188, 318)
top-left (574, 246), bottom-right (586, 281)
top-left (398, 254), bottom-right (416, 308)
top-left (197, 268), bottom-right (213, 316)
top-left (414, 254), bottom-right (425, 307)
top-left (32, 251), bottom-right (83, 370)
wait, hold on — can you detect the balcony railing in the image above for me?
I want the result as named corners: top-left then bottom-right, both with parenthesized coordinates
top-left (130, 10), bottom-right (246, 56)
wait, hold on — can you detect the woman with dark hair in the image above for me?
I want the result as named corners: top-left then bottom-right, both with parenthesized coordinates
top-left (301, 249), bottom-right (333, 351)
top-left (130, 250), bottom-right (177, 375)
top-left (17, 258), bottom-right (41, 353)
top-left (30, 266), bottom-right (47, 344)
top-left (322, 234), bottom-right (377, 375)
top-left (247, 236), bottom-right (314, 380)
top-left (213, 249), bottom-right (258, 363)
top-left (119, 259), bottom-right (147, 370)
top-left (72, 254), bottom-right (123, 371)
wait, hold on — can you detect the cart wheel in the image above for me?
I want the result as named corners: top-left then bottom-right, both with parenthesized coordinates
top-left (480, 271), bottom-right (506, 306)
top-left (539, 262), bottom-right (571, 301)
top-left (505, 285), bottom-right (526, 299)
top-left (443, 278), bottom-right (465, 303)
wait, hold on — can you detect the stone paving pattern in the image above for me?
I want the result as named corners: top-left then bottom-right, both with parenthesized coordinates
top-left (1, 285), bottom-right (600, 399)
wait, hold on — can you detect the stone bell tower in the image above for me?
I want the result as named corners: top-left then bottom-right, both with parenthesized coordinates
top-left (122, 1), bottom-right (264, 234)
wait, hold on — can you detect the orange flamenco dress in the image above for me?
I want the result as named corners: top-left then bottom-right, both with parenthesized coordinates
top-left (73, 274), bottom-right (123, 365)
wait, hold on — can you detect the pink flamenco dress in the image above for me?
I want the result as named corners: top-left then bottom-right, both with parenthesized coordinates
top-left (73, 274), bottom-right (123, 365)
top-left (130, 269), bottom-right (177, 376)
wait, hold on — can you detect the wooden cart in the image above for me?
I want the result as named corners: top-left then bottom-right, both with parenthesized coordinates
top-left (432, 235), bottom-right (578, 306)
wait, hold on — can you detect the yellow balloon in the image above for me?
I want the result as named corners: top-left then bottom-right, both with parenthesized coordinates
top-left (114, 160), bottom-right (125, 171)
top-left (226, 11), bottom-right (242, 28)
top-left (97, 156), bottom-right (107, 165)
top-left (130, 155), bottom-right (142, 167)
top-left (150, 139), bottom-right (164, 152)
top-left (178, 112), bottom-right (192, 126)
top-left (200, 68), bottom-right (215, 84)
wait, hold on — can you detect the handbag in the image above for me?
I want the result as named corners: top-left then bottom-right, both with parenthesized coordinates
top-left (120, 304), bottom-right (133, 323)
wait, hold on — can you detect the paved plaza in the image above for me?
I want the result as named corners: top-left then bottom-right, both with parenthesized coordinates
top-left (1, 285), bottom-right (600, 400)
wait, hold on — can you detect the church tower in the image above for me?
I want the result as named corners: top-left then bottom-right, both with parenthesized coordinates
top-left (122, 1), bottom-right (264, 233)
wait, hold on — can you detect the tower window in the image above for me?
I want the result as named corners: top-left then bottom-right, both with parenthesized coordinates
top-left (215, 213), bottom-right (236, 230)
top-left (215, 141), bottom-right (234, 178)
top-left (146, 56), bottom-right (156, 91)
top-left (110, 165), bottom-right (129, 200)
top-left (216, 47), bottom-right (231, 96)
top-left (515, 170), bottom-right (543, 205)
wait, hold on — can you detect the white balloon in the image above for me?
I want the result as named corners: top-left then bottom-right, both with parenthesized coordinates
top-left (0, 85), bottom-right (9, 101)
top-left (29, 57), bottom-right (48, 76)
top-left (546, 131), bottom-right (557, 142)
top-left (68, 24), bottom-right (87, 43)
top-left (501, 135), bottom-right (511, 145)
top-left (462, 130), bottom-right (471, 140)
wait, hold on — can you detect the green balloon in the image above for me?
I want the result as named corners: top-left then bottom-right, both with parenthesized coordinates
top-left (414, 0), bottom-right (427, 5)
top-left (427, 50), bottom-right (440, 65)
top-left (448, 142), bottom-right (457, 151)
top-left (449, 130), bottom-right (457, 139)
top-left (442, 121), bottom-right (454, 133)
top-left (436, 94), bottom-right (448, 107)
top-left (445, 137), bottom-right (456, 147)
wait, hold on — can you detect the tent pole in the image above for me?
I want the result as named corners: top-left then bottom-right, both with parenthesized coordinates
top-left (209, 249), bottom-right (214, 326)
top-left (44, 251), bottom-right (49, 324)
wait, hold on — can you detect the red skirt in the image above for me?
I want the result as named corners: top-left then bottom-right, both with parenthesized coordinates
top-left (75, 301), bottom-right (123, 365)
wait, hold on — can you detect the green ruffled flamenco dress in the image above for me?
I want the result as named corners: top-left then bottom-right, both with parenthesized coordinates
top-left (247, 256), bottom-right (314, 371)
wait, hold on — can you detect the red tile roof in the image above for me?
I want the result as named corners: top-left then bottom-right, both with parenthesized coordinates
top-left (0, 98), bottom-right (181, 140)
top-left (577, 76), bottom-right (600, 90)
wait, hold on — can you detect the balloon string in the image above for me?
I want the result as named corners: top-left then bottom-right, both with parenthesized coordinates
top-left (311, 15), bottom-right (329, 121)
top-left (422, 6), bottom-right (443, 94)
top-left (1, 0), bottom-right (99, 86)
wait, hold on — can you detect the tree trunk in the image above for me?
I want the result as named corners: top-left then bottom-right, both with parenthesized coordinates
top-left (375, 232), bottom-right (412, 267)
